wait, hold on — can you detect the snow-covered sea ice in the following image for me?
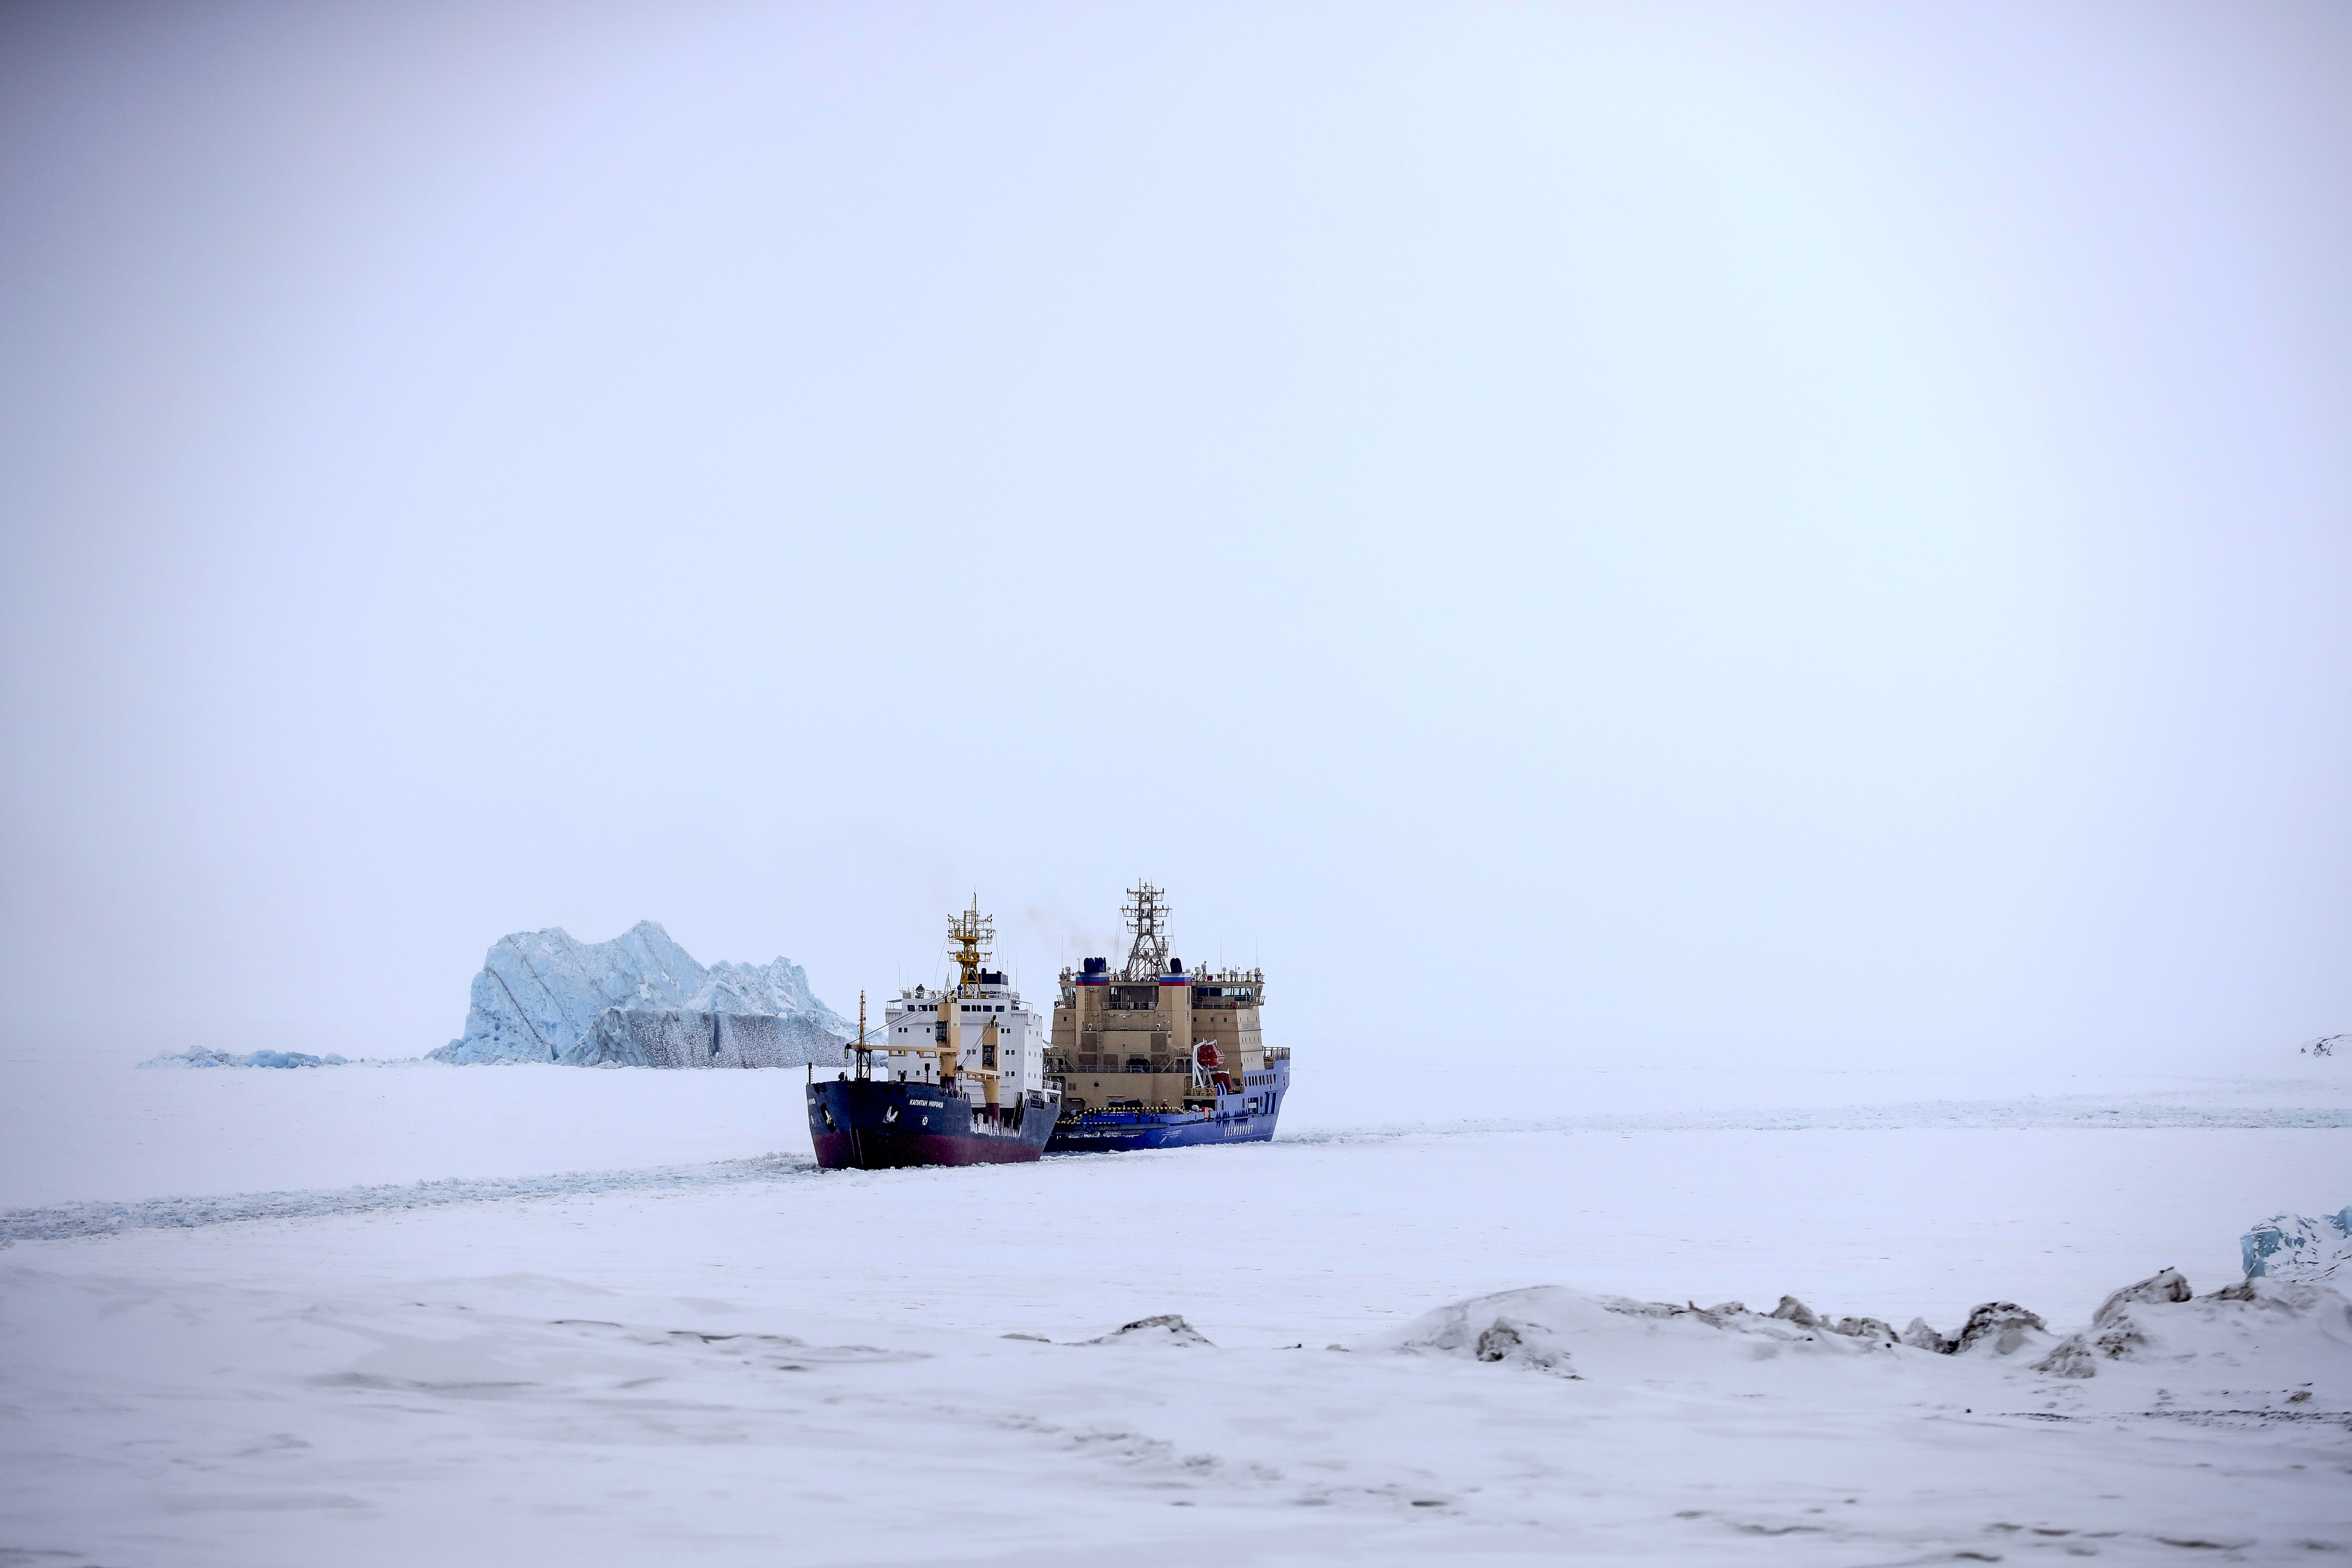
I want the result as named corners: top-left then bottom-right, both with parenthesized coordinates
top-left (2, 1118), bottom-right (2346, 1566)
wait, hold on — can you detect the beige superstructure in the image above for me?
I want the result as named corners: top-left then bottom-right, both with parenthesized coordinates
top-left (1046, 882), bottom-right (1274, 1115)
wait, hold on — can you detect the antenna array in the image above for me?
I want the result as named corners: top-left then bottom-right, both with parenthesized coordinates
top-left (1120, 880), bottom-right (1171, 981)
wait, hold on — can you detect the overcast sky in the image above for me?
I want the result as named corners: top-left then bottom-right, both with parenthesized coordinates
top-left (2, 0), bottom-right (2346, 1082)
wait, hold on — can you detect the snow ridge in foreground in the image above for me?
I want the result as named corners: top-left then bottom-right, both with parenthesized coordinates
top-left (1392, 1274), bottom-right (2352, 1398)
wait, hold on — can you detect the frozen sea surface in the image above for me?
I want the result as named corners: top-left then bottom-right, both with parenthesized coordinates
top-left (2, 1121), bottom-right (2348, 1564)
top-left (4, 1055), bottom-right (2347, 1211)
top-left (2, 1059), bottom-right (2346, 1564)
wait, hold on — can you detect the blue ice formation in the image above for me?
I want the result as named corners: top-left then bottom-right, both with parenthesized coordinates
top-left (2241, 1207), bottom-right (2352, 1282)
top-left (428, 920), bottom-right (850, 1067)
top-left (140, 1048), bottom-right (351, 1068)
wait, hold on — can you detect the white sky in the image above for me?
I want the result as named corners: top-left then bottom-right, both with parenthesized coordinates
top-left (1, 1), bottom-right (2346, 1081)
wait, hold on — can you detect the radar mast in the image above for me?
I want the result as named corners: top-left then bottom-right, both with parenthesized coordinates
top-left (1120, 880), bottom-right (1170, 980)
top-left (947, 896), bottom-right (995, 992)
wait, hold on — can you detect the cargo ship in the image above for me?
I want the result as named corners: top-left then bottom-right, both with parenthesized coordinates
top-left (1044, 882), bottom-right (1289, 1153)
top-left (806, 901), bottom-right (1058, 1170)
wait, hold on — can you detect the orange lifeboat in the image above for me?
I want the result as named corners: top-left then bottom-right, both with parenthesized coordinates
top-left (1195, 1041), bottom-right (1236, 1095)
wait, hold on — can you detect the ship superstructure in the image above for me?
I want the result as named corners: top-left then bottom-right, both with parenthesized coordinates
top-left (806, 899), bottom-right (1058, 1170)
top-left (875, 902), bottom-right (1049, 1101)
top-left (1044, 882), bottom-right (1289, 1152)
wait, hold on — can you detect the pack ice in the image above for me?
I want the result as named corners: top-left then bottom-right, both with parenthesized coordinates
top-left (429, 920), bottom-right (851, 1068)
top-left (137, 1048), bottom-right (352, 1069)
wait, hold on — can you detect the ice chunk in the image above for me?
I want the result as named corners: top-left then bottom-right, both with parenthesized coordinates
top-left (2037, 1274), bottom-right (2352, 1382)
top-left (1469, 1318), bottom-right (1573, 1371)
top-left (2033, 1335), bottom-right (2099, 1378)
top-left (2092, 1267), bottom-right (2192, 1327)
top-left (1085, 1315), bottom-right (1213, 1347)
top-left (1392, 1286), bottom-right (1901, 1383)
top-left (1829, 1315), bottom-right (1897, 1345)
top-left (2034, 1268), bottom-right (2195, 1374)
top-left (1399, 1293), bottom-right (1580, 1374)
top-left (1952, 1301), bottom-right (2052, 1358)
top-left (429, 921), bottom-right (849, 1066)
top-left (1899, 1317), bottom-right (1952, 1353)
top-left (2242, 1208), bottom-right (2352, 1283)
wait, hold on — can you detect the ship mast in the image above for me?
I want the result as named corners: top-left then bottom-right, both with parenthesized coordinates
top-left (1120, 880), bottom-right (1170, 981)
top-left (947, 895), bottom-right (994, 993)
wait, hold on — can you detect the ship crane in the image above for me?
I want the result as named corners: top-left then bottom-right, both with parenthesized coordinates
top-left (846, 991), bottom-right (881, 1081)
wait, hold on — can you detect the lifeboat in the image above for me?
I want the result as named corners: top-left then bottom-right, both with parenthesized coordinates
top-left (1195, 1041), bottom-right (1236, 1095)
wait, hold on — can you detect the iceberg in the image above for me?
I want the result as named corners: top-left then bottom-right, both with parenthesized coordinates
top-left (429, 921), bottom-right (851, 1068)
top-left (2243, 1207), bottom-right (2352, 1283)
top-left (560, 1008), bottom-right (846, 1069)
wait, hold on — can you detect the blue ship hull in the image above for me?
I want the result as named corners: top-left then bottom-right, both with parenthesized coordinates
top-left (1045, 1055), bottom-right (1290, 1154)
top-left (808, 1077), bottom-right (1057, 1170)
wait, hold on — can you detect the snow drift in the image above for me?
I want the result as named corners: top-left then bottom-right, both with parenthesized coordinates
top-left (1389, 1288), bottom-right (1975, 1379)
top-left (430, 921), bottom-right (850, 1067)
top-left (2027, 1267), bottom-right (2352, 1383)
